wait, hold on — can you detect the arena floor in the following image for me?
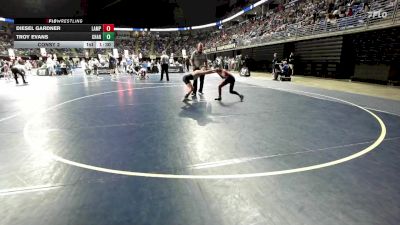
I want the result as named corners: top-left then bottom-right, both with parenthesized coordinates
top-left (1, 70), bottom-right (399, 225)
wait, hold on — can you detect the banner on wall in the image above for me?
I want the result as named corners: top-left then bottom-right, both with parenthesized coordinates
top-left (204, 47), bottom-right (216, 53)
top-left (113, 48), bottom-right (119, 58)
top-left (40, 48), bottom-right (47, 57)
top-left (204, 43), bottom-right (236, 53)
top-left (116, 32), bottom-right (133, 40)
top-left (216, 43), bottom-right (236, 51)
top-left (8, 48), bottom-right (15, 59)
top-left (98, 54), bottom-right (107, 64)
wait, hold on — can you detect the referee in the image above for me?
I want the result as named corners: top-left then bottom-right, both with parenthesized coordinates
top-left (160, 51), bottom-right (169, 81)
top-left (108, 53), bottom-right (117, 75)
top-left (191, 42), bottom-right (208, 96)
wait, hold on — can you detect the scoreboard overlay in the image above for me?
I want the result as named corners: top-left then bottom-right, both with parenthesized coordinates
top-left (13, 22), bottom-right (115, 49)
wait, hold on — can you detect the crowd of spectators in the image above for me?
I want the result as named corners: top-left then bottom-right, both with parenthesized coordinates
top-left (114, 31), bottom-right (199, 57)
top-left (0, 33), bottom-right (12, 56)
top-left (110, 0), bottom-right (392, 57)
top-left (0, 0), bottom-right (396, 59)
top-left (201, 0), bottom-right (384, 48)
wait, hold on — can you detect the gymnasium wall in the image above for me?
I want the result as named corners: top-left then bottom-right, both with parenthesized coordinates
top-left (211, 26), bottom-right (400, 83)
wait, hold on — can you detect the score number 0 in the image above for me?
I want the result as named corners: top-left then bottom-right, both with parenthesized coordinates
top-left (102, 24), bottom-right (114, 32)
top-left (102, 24), bottom-right (115, 41)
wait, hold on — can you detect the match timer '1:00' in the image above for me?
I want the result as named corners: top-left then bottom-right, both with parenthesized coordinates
top-left (96, 41), bottom-right (113, 48)
top-left (102, 24), bottom-right (115, 41)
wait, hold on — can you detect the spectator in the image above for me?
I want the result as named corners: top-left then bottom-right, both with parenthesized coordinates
top-left (288, 52), bottom-right (295, 76)
top-left (272, 53), bottom-right (279, 80)
top-left (46, 55), bottom-right (56, 76)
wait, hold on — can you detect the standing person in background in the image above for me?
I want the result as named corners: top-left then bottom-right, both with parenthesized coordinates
top-left (0, 59), bottom-right (3, 73)
top-left (150, 59), bottom-right (154, 73)
top-left (191, 42), bottom-right (208, 96)
top-left (2, 60), bottom-right (11, 80)
top-left (229, 57), bottom-right (235, 71)
top-left (82, 59), bottom-right (90, 75)
top-left (60, 60), bottom-right (67, 75)
top-left (133, 54), bottom-right (140, 71)
top-left (65, 58), bottom-right (72, 75)
top-left (244, 55), bottom-right (251, 76)
top-left (160, 51), bottom-right (169, 81)
top-left (47, 55), bottom-right (56, 76)
top-left (156, 60), bottom-right (161, 74)
top-left (88, 58), bottom-right (95, 75)
top-left (169, 55), bottom-right (174, 65)
top-left (127, 57), bottom-right (132, 72)
top-left (115, 57), bottom-right (120, 74)
top-left (93, 57), bottom-right (99, 75)
top-left (185, 57), bottom-right (190, 72)
top-left (0, 59), bottom-right (5, 79)
top-left (108, 53), bottom-right (117, 75)
top-left (24, 59), bottom-right (32, 75)
top-left (37, 57), bottom-right (44, 68)
top-left (272, 53), bottom-right (279, 80)
top-left (288, 52), bottom-right (295, 76)
top-left (236, 55), bottom-right (242, 71)
top-left (121, 56), bottom-right (127, 73)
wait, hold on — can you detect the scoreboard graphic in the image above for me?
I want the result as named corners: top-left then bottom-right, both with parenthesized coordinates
top-left (13, 19), bottom-right (115, 49)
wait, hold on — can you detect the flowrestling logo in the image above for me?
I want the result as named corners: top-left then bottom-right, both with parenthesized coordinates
top-left (47, 19), bottom-right (84, 24)
top-left (367, 10), bottom-right (388, 19)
